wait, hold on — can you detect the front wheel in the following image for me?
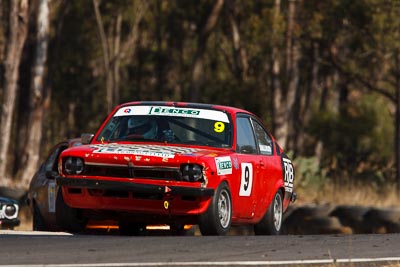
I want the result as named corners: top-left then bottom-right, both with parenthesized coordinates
top-left (254, 190), bottom-right (283, 235)
top-left (55, 188), bottom-right (87, 233)
top-left (199, 182), bottom-right (232, 236)
top-left (32, 204), bottom-right (48, 231)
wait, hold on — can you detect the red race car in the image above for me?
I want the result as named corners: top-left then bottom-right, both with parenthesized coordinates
top-left (56, 101), bottom-right (296, 235)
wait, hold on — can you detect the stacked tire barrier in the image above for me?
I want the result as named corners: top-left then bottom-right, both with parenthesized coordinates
top-left (282, 204), bottom-right (400, 235)
top-left (225, 204), bottom-right (400, 235)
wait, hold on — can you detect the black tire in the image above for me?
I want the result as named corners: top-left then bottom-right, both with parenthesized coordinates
top-left (199, 182), bottom-right (232, 236)
top-left (118, 221), bottom-right (147, 236)
top-left (254, 190), bottom-right (283, 235)
top-left (32, 204), bottom-right (48, 231)
top-left (55, 188), bottom-right (87, 233)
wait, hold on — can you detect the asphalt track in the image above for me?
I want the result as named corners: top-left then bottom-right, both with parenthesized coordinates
top-left (1, 230), bottom-right (400, 266)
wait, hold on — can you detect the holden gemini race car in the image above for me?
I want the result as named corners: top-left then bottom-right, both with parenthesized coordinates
top-left (27, 139), bottom-right (82, 231)
top-left (55, 101), bottom-right (296, 235)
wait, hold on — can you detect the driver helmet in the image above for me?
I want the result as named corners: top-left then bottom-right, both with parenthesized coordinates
top-left (127, 116), bottom-right (158, 139)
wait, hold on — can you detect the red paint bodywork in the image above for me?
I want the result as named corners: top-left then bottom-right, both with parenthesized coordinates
top-left (57, 101), bottom-right (294, 225)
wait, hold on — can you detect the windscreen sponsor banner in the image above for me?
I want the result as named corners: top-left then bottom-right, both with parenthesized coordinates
top-left (114, 105), bottom-right (230, 123)
top-left (90, 144), bottom-right (200, 158)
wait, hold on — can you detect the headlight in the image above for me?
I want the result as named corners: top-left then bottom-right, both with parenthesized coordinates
top-left (5, 205), bottom-right (17, 217)
top-left (181, 164), bottom-right (203, 182)
top-left (64, 157), bottom-right (84, 175)
top-left (0, 204), bottom-right (19, 219)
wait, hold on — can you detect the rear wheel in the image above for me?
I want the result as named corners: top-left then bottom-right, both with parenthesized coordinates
top-left (254, 190), bottom-right (283, 235)
top-left (55, 188), bottom-right (87, 233)
top-left (199, 182), bottom-right (232, 236)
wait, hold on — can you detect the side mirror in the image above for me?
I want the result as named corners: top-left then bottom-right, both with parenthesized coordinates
top-left (81, 133), bottom-right (94, 145)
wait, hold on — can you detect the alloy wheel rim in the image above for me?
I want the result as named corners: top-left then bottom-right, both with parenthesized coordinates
top-left (273, 193), bottom-right (283, 231)
top-left (218, 189), bottom-right (231, 228)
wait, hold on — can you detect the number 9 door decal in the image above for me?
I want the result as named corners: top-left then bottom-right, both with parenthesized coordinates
top-left (239, 163), bottom-right (253, 196)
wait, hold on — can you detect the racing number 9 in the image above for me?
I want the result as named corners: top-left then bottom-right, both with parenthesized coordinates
top-left (214, 122), bottom-right (225, 133)
top-left (243, 167), bottom-right (250, 191)
top-left (239, 163), bottom-right (253, 196)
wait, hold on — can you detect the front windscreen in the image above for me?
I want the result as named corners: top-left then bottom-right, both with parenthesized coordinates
top-left (96, 105), bottom-right (232, 148)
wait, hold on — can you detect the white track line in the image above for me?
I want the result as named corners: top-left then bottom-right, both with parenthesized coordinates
top-left (0, 230), bottom-right (72, 236)
top-left (3, 257), bottom-right (400, 267)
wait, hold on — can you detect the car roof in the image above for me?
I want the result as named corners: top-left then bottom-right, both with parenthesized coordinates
top-left (116, 101), bottom-right (253, 116)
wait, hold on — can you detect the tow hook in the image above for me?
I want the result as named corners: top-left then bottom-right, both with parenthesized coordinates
top-left (290, 192), bottom-right (297, 203)
top-left (164, 200), bottom-right (169, 210)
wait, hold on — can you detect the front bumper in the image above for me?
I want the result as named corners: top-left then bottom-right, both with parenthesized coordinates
top-left (56, 177), bottom-right (214, 198)
top-left (0, 218), bottom-right (20, 228)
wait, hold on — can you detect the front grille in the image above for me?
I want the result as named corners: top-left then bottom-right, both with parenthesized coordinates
top-left (84, 164), bottom-right (182, 181)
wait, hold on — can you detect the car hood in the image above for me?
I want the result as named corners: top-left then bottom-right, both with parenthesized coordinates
top-left (0, 197), bottom-right (18, 205)
top-left (62, 143), bottom-right (233, 166)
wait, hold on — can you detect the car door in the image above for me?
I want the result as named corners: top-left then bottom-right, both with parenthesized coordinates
top-left (233, 115), bottom-right (264, 220)
top-left (30, 142), bottom-right (68, 228)
top-left (249, 118), bottom-right (282, 219)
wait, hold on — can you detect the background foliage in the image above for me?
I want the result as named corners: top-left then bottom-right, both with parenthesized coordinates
top-left (0, 0), bottom-right (399, 192)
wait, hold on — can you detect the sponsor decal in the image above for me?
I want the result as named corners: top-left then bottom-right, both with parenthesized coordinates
top-left (215, 156), bottom-right (232, 175)
top-left (48, 181), bottom-right (56, 213)
top-left (114, 105), bottom-right (230, 122)
top-left (149, 106), bottom-right (200, 116)
top-left (90, 144), bottom-right (199, 159)
top-left (182, 153), bottom-right (196, 157)
top-left (259, 144), bottom-right (272, 154)
top-left (282, 157), bottom-right (294, 193)
top-left (233, 157), bottom-right (239, 170)
top-left (239, 163), bottom-right (253, 196)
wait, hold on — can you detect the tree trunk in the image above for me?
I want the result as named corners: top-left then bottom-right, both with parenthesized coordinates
top-left (273, 0), bottom-right (298, 150)
top-left (93, 0), bottom-right (146, 111)
top-left (113, 13), bottom-right (122, 106)
top-left (226, 0), bottom-right (248, 82)
top-left (92, 0), bottom-right (112, 112)
top-left (395, 50), bottom-right (400, 194)
top-left (286, 0), bottom-right (300, 152)
top-left (20, 0), bottom-right (50, 187)
top-left (155, 0), bottom-right (164, 100)
top-left (0, 0), bottom-right (29, 185)
top-left (296, 41), bottom-right (320, 155)
top-left (190, 0), bottom-right (224, 102)
top-left (271, 0), bottom-right (283, 144)
top-left (0, 0), bottom-right (4, 63)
